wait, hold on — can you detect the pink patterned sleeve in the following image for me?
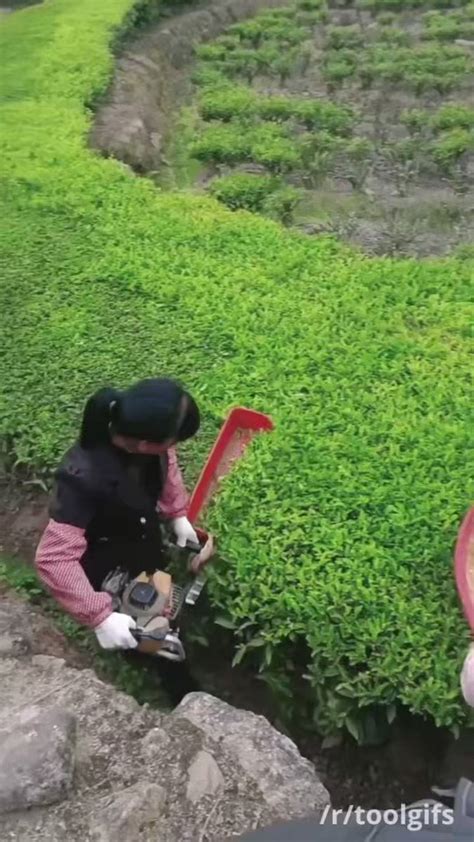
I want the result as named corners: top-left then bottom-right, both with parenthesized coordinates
top-left (159, 447), bottom-right (189, 519)
top-left (35, 519), bottom-right (112, 628)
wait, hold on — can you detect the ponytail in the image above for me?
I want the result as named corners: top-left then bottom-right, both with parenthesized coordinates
top-left (80, 387), bottom-right (121, 449)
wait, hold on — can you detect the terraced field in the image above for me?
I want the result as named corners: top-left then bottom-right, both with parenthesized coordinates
top-left (165, 0), bottom-right (474, 256)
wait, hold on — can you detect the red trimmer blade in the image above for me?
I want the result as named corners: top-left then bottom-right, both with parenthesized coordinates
top-left (188, 407), bottom-right (274, 524)
top-left (455, 506), bottom-right (474, 632)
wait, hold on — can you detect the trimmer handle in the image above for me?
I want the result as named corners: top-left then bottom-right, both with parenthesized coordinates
top-left (132, 626), bottom-right (186, 661)
top-left (184, 539), bottom-right (203, 554)
top-left (132, 626), bottom-right (168, 643)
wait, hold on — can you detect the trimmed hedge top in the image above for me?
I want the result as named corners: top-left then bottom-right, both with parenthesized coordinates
top-left (1, 0), bottom-right (473, 737)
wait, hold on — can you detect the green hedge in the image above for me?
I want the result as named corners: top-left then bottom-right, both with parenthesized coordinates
top-left (1, 0), bottom-right (473, 740)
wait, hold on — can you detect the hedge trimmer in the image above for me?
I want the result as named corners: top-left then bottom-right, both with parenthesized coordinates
top-left (101, 407), bottom-right (274, 661)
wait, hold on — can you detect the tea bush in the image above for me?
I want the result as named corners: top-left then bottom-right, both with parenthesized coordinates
top-left (423, 8), bottom-right (474, 41)
top-left (190, 122), bottom-right (302, 172)
top-left (199, 85), bottom-right (256, 122)
top-left (190, 123), bottom-right (252, 164)
top-left (1, 0), bottom-right (473, 741)
top-left (324, 48), bottom-right (358, 83)
top-left (230, 18), bottom-right (307, 48)
top-left (359, 44), bottom-right (472, 92)
top-left (431, 104), bottom-right (474, 131)
top-left (297, 0), bottom-right (325, 10)
top-left (376, 26), bottom-right (411, 45)
top-left (261, 98), bottom-right (353, 134)
top-left (209, 173), bottom-right (281, 212)
top-left (399, 104), bottom-right (474, 172)
top-left (209, 173), bottom-right (300, 223)
top-left (260, 184), bottom-right (301, 224)
top-left (249, 124), bottom-right (303, 172)
top-left (431, 127), bottom-right (474, 169)
top-left (401, 108), bottom-right (430, 134)
top-left (359, 0), bottom-right (470, 10)
top-left (327, 25), bottom-right (365, 50)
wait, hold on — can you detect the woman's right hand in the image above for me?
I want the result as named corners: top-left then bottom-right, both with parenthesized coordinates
top-left (94, 612), bottom-right (137, 650)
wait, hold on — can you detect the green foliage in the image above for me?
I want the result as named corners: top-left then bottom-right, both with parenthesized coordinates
top-left (295, 8), bottom-right (330, 26)
top-left (190, 123), bottom-right (252, 165)
top-left (423, 9), bottom-right (474, 41)
top-left (431, 104), bottom-right (474, 131)
top-left (261, 185), bottom-right (301, 224)
top-left (377, 11), bottom-right (397, 24)
top-left (327, 25), bottom-right (364, 51)
top-left (257, 96), bottom-right (353, 135)
top-left (455, 243), bottom-right (474, 261)
top-left (249, 123), bottom-right (302, 172)
top-left (1, 0), bottom-right (473, 740)
top-left (199, 85), bottom-right (256, 122)
top-left (228, 20), bottom-right (265, 48)
top-left (195, 43), bottom-right (228, 63)
top-left (376, 26), bottom-right (411, 46)
top-left (359, 44), bottom-right (472, 93)
top-left (297, 0), bottom-right (325, 10)
top-left (197, 84), bottom-right (353, 136)
top-left (191, 121), bottom-right (302, 172)
top-left (400, 108), bottom-right (430, 134)
top-left (431, 128), bottom-right (474, 170)
top-left (209, 173), bottom-right (281, 212)
top-left (324, 49), bottom-right (358, 83)
top-left (0, 560), bottom-right (43, 597)
top-left (209, 173), bottom-right (300, 224)
top-left (358, 0), bottom-right (470, 10)
top-left (191, 65), bottom-right (229, 89)
top-left (229, 17), bottom-right (306, 49)
top-left (399, 104), bottom-right (474, 172)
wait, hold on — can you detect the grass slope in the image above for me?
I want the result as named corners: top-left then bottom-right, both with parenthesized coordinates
top-left (1, 0), bottom-right (473, 737)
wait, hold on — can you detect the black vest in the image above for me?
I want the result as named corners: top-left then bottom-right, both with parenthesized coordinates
top-left (51, 443), bottom-right (169, 588)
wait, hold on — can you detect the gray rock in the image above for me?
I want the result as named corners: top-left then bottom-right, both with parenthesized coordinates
top-left (0, 630), bottom-right (31, 657)
top-left (0, 705), bottom-right (76, 813)
top-left (186, 750), bottom-right (224, 803)
top-left (31, 654), bottom-right (66, 670)
top-left (0, 602), bottom-right (32, 657)
top-left (174, 693), bottom-right (330, 819)
top-left (140, 726), bottom-right (172, 761)
top-left (88, 781), bottom-right (166, 842)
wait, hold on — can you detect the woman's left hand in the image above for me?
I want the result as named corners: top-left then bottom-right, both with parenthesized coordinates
top-left (190, 534), bottom-right (215, 574)
top-left (172, 515), bottom-right (199, 548)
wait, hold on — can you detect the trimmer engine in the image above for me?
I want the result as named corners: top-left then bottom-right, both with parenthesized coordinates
top-left (101, 534), bottom-right (213, 661)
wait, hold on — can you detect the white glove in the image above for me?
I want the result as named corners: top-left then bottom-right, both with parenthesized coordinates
top-left (461, 643), bottom-right (474, 707)
top-left (94, 612), bottom-right (137, 650)
top-left (172, 515), bottom-right (198, 548)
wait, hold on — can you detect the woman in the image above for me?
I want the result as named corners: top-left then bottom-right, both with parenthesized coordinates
top-left (35, 377), bottom-right (201, 658)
